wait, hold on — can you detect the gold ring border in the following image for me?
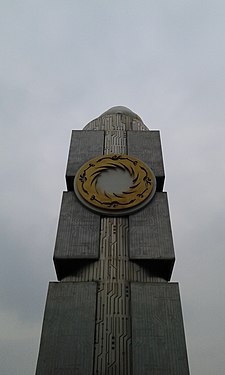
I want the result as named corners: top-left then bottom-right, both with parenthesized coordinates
top-left (74, 154), bottom-right (156, 212)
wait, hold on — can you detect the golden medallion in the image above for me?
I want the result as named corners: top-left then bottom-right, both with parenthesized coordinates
top-left (74, 154), bottom-right (156, 215)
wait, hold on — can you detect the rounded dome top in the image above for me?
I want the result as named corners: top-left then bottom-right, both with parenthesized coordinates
top-left (100, 106), bottom-right (142, 122)
top-left (83, 105), bottom-right (148, 131)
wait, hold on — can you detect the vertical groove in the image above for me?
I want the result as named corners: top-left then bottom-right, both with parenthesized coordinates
top-left (93, 122), bottom-right (132, 375)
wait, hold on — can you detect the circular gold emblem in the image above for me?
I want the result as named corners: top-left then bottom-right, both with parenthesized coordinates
top-left (74, 154), bottom-right (156, 215)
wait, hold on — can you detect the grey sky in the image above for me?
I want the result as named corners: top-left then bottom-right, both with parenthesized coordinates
top-left (1, 1), bottom-right (225, 374)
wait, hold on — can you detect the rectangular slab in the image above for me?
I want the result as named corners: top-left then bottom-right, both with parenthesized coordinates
top-left (54, 192), bottom-right (100, 279)
top-left (66, 130), bottom-right (104, 191)
top-left (129, 192), bottom-right (175, 280)
top-left (127, 130), bottom-right (165, 191)
top-left (131, 282), bottom-right (190, 375)
top-left (36, 282), bottom-right (97, 375)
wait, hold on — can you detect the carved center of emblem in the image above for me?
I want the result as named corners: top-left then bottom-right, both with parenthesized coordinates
top-left (74, 154), bottom-right (156, 215)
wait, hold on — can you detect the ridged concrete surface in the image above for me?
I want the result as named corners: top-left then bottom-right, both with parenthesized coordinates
top-left (66, 130), bottom-right (104, 190)
top-left (36, 282), bottom-right (97, 375)
top-left (131, 282), bottom-right (190, 375)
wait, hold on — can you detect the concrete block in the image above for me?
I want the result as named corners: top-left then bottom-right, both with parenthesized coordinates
top-left (127, 130), bottom-right (165, 191)
top-left (129, 192), bottom-right (175, 280)
top-left (66, 130), bottom-right (104, 191)
top-left (131, 282), bottom-right (190, 375)
top-left (36, 282), bottom-right (97, 375)
top-left (54, 192), bottom-right (100, 280)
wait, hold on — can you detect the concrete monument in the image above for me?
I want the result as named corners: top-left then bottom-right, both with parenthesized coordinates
top-left (35, 106), bottom-right (190, 375)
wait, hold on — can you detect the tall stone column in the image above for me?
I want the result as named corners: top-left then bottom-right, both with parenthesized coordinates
top-left (35, 106), bottom-right (190, 375)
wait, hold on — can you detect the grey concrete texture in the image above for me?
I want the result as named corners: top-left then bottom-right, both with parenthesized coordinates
top-left (131, 282), bottom-right (190, 375)
top-left (129, 192), bottom-right (175, 280)
top-left (127, 130), bottom-right (165, 191)
top-left (66, 130), bottom-right (104, 190)
top-left (35, 282), bottom-right (97, 375)
top-left (54, 192), bottom-right (100, 280)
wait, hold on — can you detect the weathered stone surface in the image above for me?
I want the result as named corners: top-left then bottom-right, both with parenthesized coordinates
top-left (36, 282), bottom-right (97, 375)
top-left (127, 130), bottom-right (165, 191)
top-left (129, 192), bottom-right (175, 280)
top-left (66, 130), bottom-right (104, 191)
top-left (54, 192), bottom-right (100, 280)
top-left (131, 282), bottom-right (190, 375)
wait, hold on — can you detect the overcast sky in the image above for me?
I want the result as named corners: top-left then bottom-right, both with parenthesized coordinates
top-left (1, 1), bottom-right (225, 374)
